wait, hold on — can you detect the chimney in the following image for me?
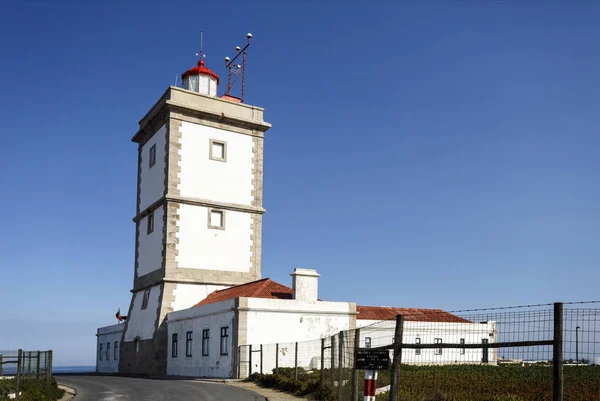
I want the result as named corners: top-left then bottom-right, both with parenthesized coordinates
top-left (291, 268), bottom-right (320, 303)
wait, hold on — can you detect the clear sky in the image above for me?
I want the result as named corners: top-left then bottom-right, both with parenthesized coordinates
top-left (0, 1), bottom-right (598, 366)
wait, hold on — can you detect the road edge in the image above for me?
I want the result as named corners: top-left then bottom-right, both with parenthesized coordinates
top-left (57, 385), bottom-right (76, 401)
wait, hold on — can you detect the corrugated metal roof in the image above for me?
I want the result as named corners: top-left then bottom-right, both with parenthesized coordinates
top-left (357, 306), bottom-right (472, 323)
top-left (194, 278), bottom-right (293, 307)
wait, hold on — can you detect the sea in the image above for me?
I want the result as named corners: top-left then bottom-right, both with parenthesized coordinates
top-left (1, 366), bottom-right (96, 375)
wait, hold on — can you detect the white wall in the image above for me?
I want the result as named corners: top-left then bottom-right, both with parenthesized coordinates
top-left (171, 283), bottom-right (229, 312)
top-left (123, 285), bottom-right (161, 341)
top-left (167, 300), bottom-right (236, 378)
top-left (357, 320), bottom-right (497, 365)
top-left (139, 124), bottom-right (166, 211)
top-left (244, 298), bottom-right (355, 376)
top-left (96, 324), bottom-right (124, 373)
top-left (176, 204), bottom-right (252, 272)
top-left (178, 121), bottom-right (254, 206)
top-left (137, 206), bottom-right (164, 277)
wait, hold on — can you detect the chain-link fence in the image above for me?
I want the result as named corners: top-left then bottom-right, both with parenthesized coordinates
top-left (240, 301), bottom-right (600, 401)
top-left (0, 350), bottom-right (54, 401)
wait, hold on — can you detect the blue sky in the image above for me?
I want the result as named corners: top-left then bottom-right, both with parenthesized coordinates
top-left (0, 1), bottom-right (598, 366)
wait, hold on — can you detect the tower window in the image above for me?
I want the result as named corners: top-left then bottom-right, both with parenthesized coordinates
top-left (147, 211), bottom-right (154, 234)
top-left (149, 144), bottom-right (156, 168)
top-left (208, 209), bottom-right (225, 230)
top-left (141, 288), bottom-right (150, 310)
top-left (209, 139), bottom-right (227, 162)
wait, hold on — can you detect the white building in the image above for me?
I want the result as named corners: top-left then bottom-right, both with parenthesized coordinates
top-left (95, 40), bottom-right (498, 377)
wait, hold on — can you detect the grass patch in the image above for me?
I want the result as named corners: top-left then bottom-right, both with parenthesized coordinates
top-left (0, 377), bottom-right (65, 401)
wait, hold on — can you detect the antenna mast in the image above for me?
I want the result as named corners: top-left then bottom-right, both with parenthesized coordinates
top-left (224, 33), bottom-right (252, 103)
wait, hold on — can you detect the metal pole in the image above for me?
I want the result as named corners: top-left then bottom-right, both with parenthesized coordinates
top-left (294, 342), bottom-right (299, 380)
top-left (553, 302), bottom-right (564, 401)
top-left (352, 328), bottom-right (361, 401)
top-left (27, 352), bottom-right (31, 378)
top-left (0, 355), bottom-right (3, 376)
top-left (338, 331), bottom-right (344, 401)
top-left (260, 344), bottom-right (263, 374)
top-left (320, 338), bottom-right (325, 389)
top-left (364, 369), bottom-right (378, 401)
top-left (330, 335), bottom-right (335, 389)
top-left (389, 314), bottom-right (404, 401)
top-left (275, 343), bottom-right (279, 375)
top-left (15, 349), bottom-right (22, 401)
top-left (576, 326), bottom-right (580, 366)
top-left (36, 351), bottom-right (40, 379)
top-left (249, 345), bottom-right (253, 376)
top-left (237, 346), bottom-right (241, 379)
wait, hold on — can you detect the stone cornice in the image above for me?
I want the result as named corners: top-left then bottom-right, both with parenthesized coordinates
top-left (133, 195), bottom-right (265, 222)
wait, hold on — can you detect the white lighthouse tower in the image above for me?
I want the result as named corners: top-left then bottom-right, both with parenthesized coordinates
top-left (116, 38), bottom-right (271, 375)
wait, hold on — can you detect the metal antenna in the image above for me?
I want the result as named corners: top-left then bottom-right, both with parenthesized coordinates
top-left (200, 30), bottom-right (203, 58)
top-left (224, 33), bottom-right (252, 103)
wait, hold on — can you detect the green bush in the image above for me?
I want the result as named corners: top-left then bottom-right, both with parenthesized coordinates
top-left (0, 377), bottom-right (64, 401)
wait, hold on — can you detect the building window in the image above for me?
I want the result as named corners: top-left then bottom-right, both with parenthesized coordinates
top-left (208, 209), bottom-right (225, 230)
top-left (186, 331), bottom-right (193, 357)
top-left (172, 333), bottom-right (178, 358)
top-left (434, 338), bottom-right (442, 355)
top-left (147, 211), bottom-right (154, 234)
top-left (460, 338), bottom-right (465, 355)
top-left (415, 337), bottom-right (421, 355)
top-left (134, 338), bottom-right (140, 353)
top-left (209, 139), bottom-right (227, 162)
top-left (99, 343), bottom-right (103, 361)
top-left (220, 327), bottom-right (229, 355)
top-left (149, 144), bottom-right (156, 168)
top-left (365, 337), bottom-right (371, 349)
top-left (141, 288), bottom-right (150, 310)
top-left (114, 341), bottom-right (119, 360)
top-left (106, 342), bottom-right (110, 361)
top-left (202, 329), bottom-right (210, 356)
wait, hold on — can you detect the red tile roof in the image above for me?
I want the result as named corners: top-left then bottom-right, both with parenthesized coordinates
top-left (357, 306), bottom-right (472, 323)
top-left (194, 278), bottom-right (293, 307)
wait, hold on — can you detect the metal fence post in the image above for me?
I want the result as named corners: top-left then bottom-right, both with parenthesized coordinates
top-left (338, 331), bottom-right (344, 401)
top-left (389, 314), bottom-right (404, 401)
top-left (47, 350), bottom-right (53, 382)
top-left (320, 338), bottom-right (325, 389)
top-left (294, 342), bottom-right (299, 380)
top-left (351, 328), bottom-right (360, 401)
top-left (15, 349), bottom-right (22, 401)
top-left (330, 335), bottom-right (335, 389)
top-left (36, 351), bottom-right (40, 379)
top-left (260, 344), bottom-right (263, 374)
top-left (275, 343), bottom-right (279, 375)
top-left (553, 302), bottom-right (564, 401)
top-left (0, 354), bottom-right (3, 376)
top-left (249, 345), bottom-right (253, 376)
top-left (26, 352), bottom-right (31, 378)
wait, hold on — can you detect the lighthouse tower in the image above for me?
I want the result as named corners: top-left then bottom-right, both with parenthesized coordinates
top-left (119, 45), bottom-right (271, 375)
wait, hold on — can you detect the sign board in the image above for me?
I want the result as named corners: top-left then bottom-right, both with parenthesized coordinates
top-left (356, 349), bottom-right (390, 370)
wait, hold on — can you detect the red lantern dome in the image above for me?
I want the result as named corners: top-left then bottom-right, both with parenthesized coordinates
top-left (181, 58), bottom-right (219, 97)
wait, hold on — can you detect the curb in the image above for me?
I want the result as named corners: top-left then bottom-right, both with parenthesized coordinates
top-left (57, 385), bottom-right (76, 401)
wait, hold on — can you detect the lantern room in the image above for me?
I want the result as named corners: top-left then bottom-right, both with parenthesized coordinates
top-left (181, 58), bottom-right (219, 97)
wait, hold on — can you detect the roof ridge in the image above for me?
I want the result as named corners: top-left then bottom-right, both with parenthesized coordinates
top-left (213, 278), bottom-right (270, 294)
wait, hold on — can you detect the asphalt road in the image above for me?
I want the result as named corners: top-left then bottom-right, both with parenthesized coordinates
top-left (56, 375), bottom-right (265, 401)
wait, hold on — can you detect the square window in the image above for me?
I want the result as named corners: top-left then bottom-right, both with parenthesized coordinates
top-left (209, 139), bottom-right (227, 162)
top-left (208, 209), bottom-right (225, 230)
top-left (202, 329), bottom-right (210, 356)
top-left (220, 327), bottom-right (229, 355)
top-left (149, 144), bottom-right (156, 168)
top-left (172, 333), bottom-right (179, 358)
top-left (365, 337), bottom-right (371, 349)
top-left (434, 338), bottom-right (442, 355)
top-left (114, 341), bottom-right (119, 360)
top-left (141, 288), bottom-right (150, 310)
top-left (147, 212), bottom-right (154, 235)
top-left (186, 331), bottom-right (193, 357)
top-left (415, 337), bottom-right (421, 355)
